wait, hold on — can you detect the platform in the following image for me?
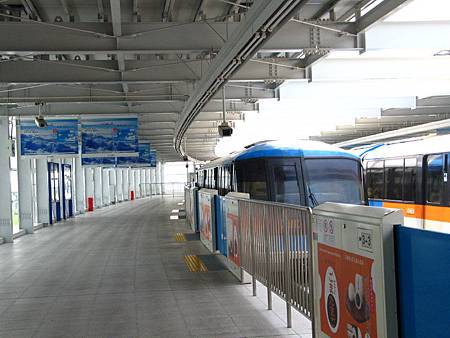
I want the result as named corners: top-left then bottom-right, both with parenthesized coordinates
top-left (0, 197), bottom-right (311, 338)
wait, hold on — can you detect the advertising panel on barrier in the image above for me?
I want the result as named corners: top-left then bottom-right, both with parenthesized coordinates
top-left (312, 203), bottom-right (403, 338)
top-left (81, 117), bottom-right (138, 158)
top-left (19, 118), bottom-right (78, 156)
top-left (199, 189), bottom-right (217, 252)
top-left (223, 192), bottom-right (249, 281)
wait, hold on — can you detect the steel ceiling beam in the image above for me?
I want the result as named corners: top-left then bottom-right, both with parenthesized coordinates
top-left (0, 83), bottom-right (274, 103)
top-left (1, 100), bottom-right (255, 116)
top-left (0, 60), bottom-right (305, 83)
top-left (0, 21), bottom-right (356, 54)
top-left (356, 0), bottom-right (414, 33)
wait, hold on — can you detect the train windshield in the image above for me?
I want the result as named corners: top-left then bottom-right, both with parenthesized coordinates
top-left (304, 158), bottom-right (364, 205)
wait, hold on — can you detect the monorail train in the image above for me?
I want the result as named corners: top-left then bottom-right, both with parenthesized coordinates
top-left (196, 140), bottom-right (365, 207)
top-left (360, 134), bottom-right (450, 233)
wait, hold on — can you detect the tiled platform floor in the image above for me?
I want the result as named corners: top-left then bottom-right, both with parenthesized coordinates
top-left (0, 196), bottom-right (311, 337)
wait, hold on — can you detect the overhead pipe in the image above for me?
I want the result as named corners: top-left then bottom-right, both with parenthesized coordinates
top-left (175, 0), bottom-right (308, 157)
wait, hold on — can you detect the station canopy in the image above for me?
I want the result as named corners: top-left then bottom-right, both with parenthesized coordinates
top-left (1, 0), bottom-right (448, 161)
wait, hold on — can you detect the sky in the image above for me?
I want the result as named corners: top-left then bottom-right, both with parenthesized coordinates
top-left (214, 0), bottom-right (450, 157)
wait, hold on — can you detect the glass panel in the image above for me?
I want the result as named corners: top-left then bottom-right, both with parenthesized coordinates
top-left (426, 154), bottom-right (443, 204)
top-left (235, 159), bottom-right (268, 200)
top-left (385, 159), bottom-right (404, 201)
top-left (366, 160), bottom-right (384, 199)
top-left (305, 159), bottom-right (364, 205)
top-left (273, 164), bottom-right (301, 204)
top-left (403, 158), bottom-right (417, 202)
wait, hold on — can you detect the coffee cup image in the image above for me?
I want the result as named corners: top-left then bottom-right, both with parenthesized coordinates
top-left (345, 274), bottom-right (370, 323)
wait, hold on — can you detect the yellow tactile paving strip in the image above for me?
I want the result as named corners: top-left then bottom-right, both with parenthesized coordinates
top-left (174, 233), bottom-right (187, 242)
top-left (184, 254), bottom-right (208, 272)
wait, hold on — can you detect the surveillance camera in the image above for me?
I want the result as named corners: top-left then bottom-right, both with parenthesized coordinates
top-left (35, 115), bottom-right (48, 128)
top-left (183, 155), bottom-right (188, 161)
top-left (218, 122), bottom-right (233, 137)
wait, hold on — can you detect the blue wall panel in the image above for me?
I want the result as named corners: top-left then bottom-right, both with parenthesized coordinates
top-left (395, 226), bottom-right (450, 338)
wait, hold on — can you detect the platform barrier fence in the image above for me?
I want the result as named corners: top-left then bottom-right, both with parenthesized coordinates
top-left (236, 198), bottom-right (314, 326)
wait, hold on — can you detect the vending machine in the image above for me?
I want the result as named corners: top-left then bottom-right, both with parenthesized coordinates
top-left (312, 203), bottom-right (403, 338)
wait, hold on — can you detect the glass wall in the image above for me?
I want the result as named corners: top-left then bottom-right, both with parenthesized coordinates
top-left (163, 162), bottom-right (194, 195)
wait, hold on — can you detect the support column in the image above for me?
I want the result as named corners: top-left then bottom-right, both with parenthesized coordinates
top-left (109, 169), bottom-right (116, 204)
top-left (85, 167), bottom-right (94, 210)
top-left (102, 169), bottom-right (110, 206)
top-left (151, 168), bottom-right (156, 195)
top-left (17, 157), bottom-right (34, 234)
top-left (123, 168), bottom-right (129, 200)
top-left (94, 167), bottom-right (102, 208)
top-left (134, 169), bottom-right (140, 198)
top-left (75, 156), bottom-right (85, 214)
top-left (116, 168), bottom-right (123, 202)
top-left (129, 169), bottom-right (135, 199)
top-left (0, 117), bottom-right (12, 242)
top-left (156, 163), bottom-right (161, 195)
top-left (36, 159), bottom-right (50, 224)
top-left (145, 168), bottom-right (150, 196)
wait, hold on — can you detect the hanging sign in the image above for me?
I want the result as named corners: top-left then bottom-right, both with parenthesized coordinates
top-left (81, 117), bottom-right (138, 158)
top-left (19, 118), bottom-right (79, 156)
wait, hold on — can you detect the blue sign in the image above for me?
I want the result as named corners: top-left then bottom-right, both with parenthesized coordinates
top-left (81, 117), bottom-right (138, 157)
top-left (20, 119), bottom-right (79, 156)
top-left (116, 156), bottom-right (138, 166)
top-left (81, 157), bottom-right (116, 166)
top-left (138, 143), bottom-right (151, 166)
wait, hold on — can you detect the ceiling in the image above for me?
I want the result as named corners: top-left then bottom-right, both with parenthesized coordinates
top-left (0, 0), bottom-right (413, 161)
top-left (311, 95), bottom-right (450, 144)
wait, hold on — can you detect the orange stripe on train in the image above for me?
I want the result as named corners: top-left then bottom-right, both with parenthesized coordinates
top-left (382, 201), bottom-right (450, 223)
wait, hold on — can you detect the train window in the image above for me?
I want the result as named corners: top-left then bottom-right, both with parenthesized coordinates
top-left (235, 159), bottom-right (268, 200)
top-left (426, 154), bottom-right (444, 204)
top-left (366, 160), bottom-right (384, 199)
top-left (305, 159), bottom-right (364, 205)
top-left (273, 164), bottom-right (302, 204)
top-left (403, 158), bottom-right (417, 202)
top-left (385, 159), bottom-right (403, 201)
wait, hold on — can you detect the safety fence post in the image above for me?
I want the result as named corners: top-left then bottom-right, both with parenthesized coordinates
top-left (249, 201), bottom-right (256, 296)
top-left (264, 205), bottom-right (272, 310)
top-left (283, 208), bottom-right (292, 328)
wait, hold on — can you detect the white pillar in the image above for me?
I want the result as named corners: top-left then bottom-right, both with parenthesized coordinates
top-left (85, 167), bottom-right (94, 209)
top-left (116, 168), bottom-right (123, 202)
top-left (75, 156), bottom-right (85, 214)
top-left (0, 117), bottom-right (13, 242)
top-left (129, 169), bottom-right (135, 199)
top-left (151, 168), bottom-right (156, 195)
top-left (109, 169), bottom-right (116, 204)
top-left (123, 168), bottom-right (129, 200)
top-left (134, 169), bottom-right (140, 198)
top-left (145, 168), bottom-right (150, 196)
top-left (36, 159), bottom-right (49, 224)
top-left (102, 169), bottom-right (110, 206)
top-left (17, 157), bottom-right (34, 234)
top-left (94, 166), bottom-right (102, 208)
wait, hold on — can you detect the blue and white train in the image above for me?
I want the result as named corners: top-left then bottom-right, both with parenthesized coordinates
top-left (196, 139), bottom-right (365, 207)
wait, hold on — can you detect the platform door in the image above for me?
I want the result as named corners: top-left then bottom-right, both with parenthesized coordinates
top-left (61, 164), bottom-right (73, 219)
top-left (48, 162), bottom-right (61, 224)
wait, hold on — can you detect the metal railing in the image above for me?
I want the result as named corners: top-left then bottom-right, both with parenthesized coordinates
top-left (236, 198), bottom-right (314, 327)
